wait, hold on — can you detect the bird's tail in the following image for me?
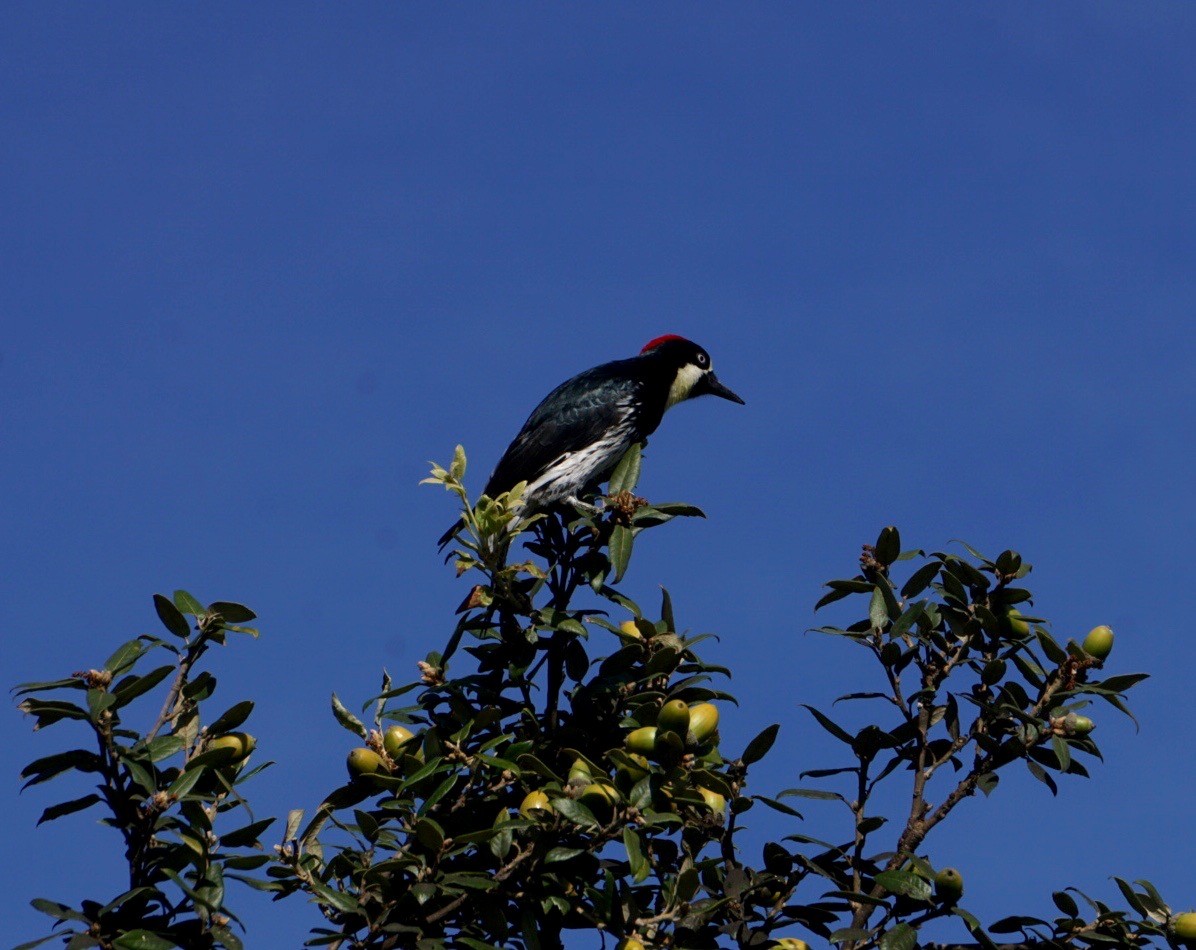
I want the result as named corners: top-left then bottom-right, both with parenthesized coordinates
top-left (436, 515), bottom-right (466, 550)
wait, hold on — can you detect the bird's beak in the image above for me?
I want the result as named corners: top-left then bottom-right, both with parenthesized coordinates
top-left (701, 372), bottom-right (745, 405)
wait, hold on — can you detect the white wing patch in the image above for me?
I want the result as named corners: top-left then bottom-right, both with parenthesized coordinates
top-left (522, 425), bottom-right (635, 508)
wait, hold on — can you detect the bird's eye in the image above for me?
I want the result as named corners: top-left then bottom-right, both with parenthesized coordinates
top-left (697, 353), bottom-right (708, 367)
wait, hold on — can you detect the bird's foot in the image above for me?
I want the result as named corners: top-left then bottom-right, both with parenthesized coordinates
top-left (566, 495), bottom-right (604, 515)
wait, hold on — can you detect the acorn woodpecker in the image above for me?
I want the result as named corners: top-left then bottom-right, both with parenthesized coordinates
top-left (440, 335), bottom-right (743, 545)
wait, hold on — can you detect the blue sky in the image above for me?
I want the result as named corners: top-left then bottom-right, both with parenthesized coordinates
top-left (3, 5), bottom-right (1194, 946)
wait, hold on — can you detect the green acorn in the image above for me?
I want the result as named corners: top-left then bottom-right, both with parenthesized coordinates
top-left (687, 703), bottom-right (720, 746)
top-left (626, 726), bottom-right (658, 757)
top-left (206, 732), bottom-right (255, 764)
top-left (382, 725), bottom-right (417, 760)
top-left (1082, 625), bottom-right (1114, 661)
top-left (347, 747), bottom-right (385, 779)
top-left (657, 699), bottom-right (691, 737)
top-left (934, 867), bottom-right (964, 903)
top-left (519, 790), bottom-right (553, 820)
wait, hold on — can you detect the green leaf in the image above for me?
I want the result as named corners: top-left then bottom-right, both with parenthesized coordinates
top-left (13, 677), bottom-right (88, 697)
top-left (21, 749), bottom-right (101, 787)
top-left (624, 827), bottom-right (649, 883)
top-left (1052, 890), bottom-right (1079, 917)
top-left (284, 809), bottom-right (304, 841)
top-left (989, 915), bottom-right (1049, 934)
top-left (220, 817), bottom-right (276, 848)
top-left (1112, 878), bottom-right (1149, 917)
top-left (901, 561), bottom-right (940, 599)
top-left (154, 594), bottom-right (192, 639)
top-left (208, 602), bottom-right (257, 624)
top-left (552, 797), bottom-right (599, 828)
top-left (800, 704), bottom-right (854, 745)
top-left (123, 757), bottom-right (157, 794)
top-left (308, 878), bottom-right (360, 915)
top-left (112, 666), bottom-right (174, 709)
top-left (951, 907), bottom-right (995, 947)
top-left (18, 698), bottom-right (90, 729)
top-left (608, 443), bottom-right (642, 494)
top-left (610, 525), bottom-right (634, 583)
top-left (12, 936), bottom-right (63, 950)
top-left (753, 796), bottom-right (804, 818)
top-left (38, 793), bottom-right (102, 825)
top-left (828, 929), bottom-right (871, 944)
top-left (1051, 735), bottom-right (1071, 772)
top-left (644, 502), bottom-right (706, 518)
top-left (168, 764), bottom-right (205, 799)
top-left (414, 817), bottom-right (445, 851)
top-left (30, 898), bottom-right (89, 922)
top-left (103, 639), bottom-right (144, 674)
top-left (544, 847), bottom-right (586, 863)
top-left (879, 923), bottom-right (917, 950)
top-left (741, 723), bottom-right (779, 765)
top-left (674, 867), bottom-right (699, 903)
top-left (490, 808), bottom-right (513, 860)
top-left (875, 869), bottom-right (932, 901)
top-left (330, 693), bottom-right (367, 738)
top-left (976, 772), bottom-right (999, 796)
top-left (173, 590), bottom-right (204, 616)
top-left (112, 931), bottom-right (178, 950)
top-left (210, 927), bottom-right (242, 950)
top-left (779, 788), bottom-right (844, 802)
top-left (1026, 760), bottom-right (1058, 796)
top-left (874, 526), bottom-right (901, 565)
top-left (1098, 673), bottom-right (1149, 694)
top-left (87, 688), bottom-right (116, 721)
top-left (208, 700), bottom-right (254, 735)
top-left (868, 586), bottom-right (889, 630)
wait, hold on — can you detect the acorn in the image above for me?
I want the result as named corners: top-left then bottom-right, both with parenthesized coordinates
top-left (698, 787), bottom-right (726, 814)
top-left (383, 724), bottom-right (417, 760)
top-left (206, 732), bottom-right (255, 764)
top-left (1065, 713), bottom-right (1095, 736)
top-left (615, 753), bottom-right (651, 790)
top-left (653, 729), bottom-right (685, 767)
top-left (616, 939), bottom-right (645, 950)
top-left (1172, 912), bottom-right (1196, 942)
top-left (347, 747), bottom-right (386, 779)
top-left (687, 703), bottom-right (720, 746)
top-left (568, 757), bottom-right (593, 784)
top-left (519, 790), bottom-right (553, 820)
top-left (934, 867), bottom-right (964, 903)
top-left (1082, 625), bottom-right (1114, 661)
top-left (619, 620), bottom-right (644, 640)
top-left (1004, 608), bottom-right (1030, 637)
top-left (579, 782), bottom-right (621, 821)
top-left (771, 940), bottom-right (811, 950)
top-left (625, 726), bottom-right (658, 757)
top-left (658, 699), bottom-right (691, 737)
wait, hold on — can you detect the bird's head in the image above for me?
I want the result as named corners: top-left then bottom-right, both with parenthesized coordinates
top-left (640, 335), bottom-right (745, 408)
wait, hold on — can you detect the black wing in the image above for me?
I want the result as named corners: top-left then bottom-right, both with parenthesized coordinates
top-left (484, 365), bottom-right (640, 497)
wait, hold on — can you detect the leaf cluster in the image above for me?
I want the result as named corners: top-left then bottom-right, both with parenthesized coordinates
top-left (15, 592), bottom-right (272, 950)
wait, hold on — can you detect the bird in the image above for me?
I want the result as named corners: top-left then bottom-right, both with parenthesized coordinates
top-left (439, 335), bottom-right (743, 546)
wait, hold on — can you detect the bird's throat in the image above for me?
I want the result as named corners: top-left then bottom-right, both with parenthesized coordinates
top-left (666, 363), bottom-right (704, 409)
